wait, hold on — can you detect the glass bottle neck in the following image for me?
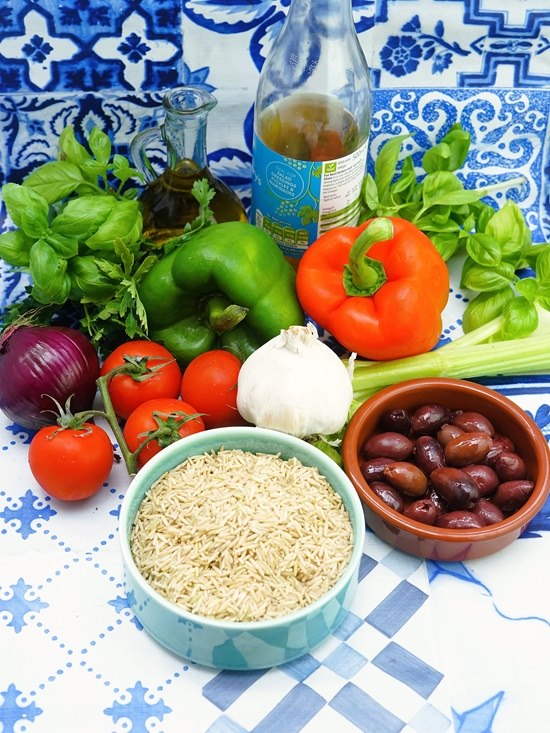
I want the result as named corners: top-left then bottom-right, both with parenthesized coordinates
top-left (162, 111), bottom-right (209, 173)
top-left (283, 0), bottom-right (354, 38)
top-left (161, 88), bottom-right (217, 174)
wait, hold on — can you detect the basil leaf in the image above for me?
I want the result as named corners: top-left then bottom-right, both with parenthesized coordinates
top-left (501, 296), bottom-right (538, 339)
top-left (536, 284), bottom-right (550, 311)
top-left (59, 125), bottom-right (92, 166)
top-left (2, 183), bottom-right (49, 235)
top-left (533, 247), bottom-right (550, 308)
top-left (428, 206), bottom-right (452, 226)
top-left (29, 239), bottom-right (70, 304)
top-left (390, 155), bottom-right (417, 198)
top-left (461, 287), bottom-right (514, 332)
top-left (32, 277), bottom-right (72, 305)
top-left (461, 261), bottom-right (515, 292)
top-left (44, 230), bottom-right (79, 259)
top-left (0, 229), bottom-right (34, 266)
top-left (23, 160), bottom-right (84, 203)
top-left (112, 154), bottom-right (143, 186)
top-left (58, 125), bottom-right (97, 184)
top-left (374, 134), bottom-right (410, 202)
top-left (429, 231), bottom-right (461, 261)
top-left (422, 124), bottom-right (471, 173)
top-left (535, 246), bottom-right (550, 285)
top-left (515, 276), bottom-right (538, 302)
top-left (50, 195), bottom-right (116, 239)
top-left (469, 201), bottom-right (495, 233)
top-left (484, 201), bottom-right (530, 260)
top-left (465, 232), bottom-right (502, 267)
top-left (413, 217), bottom-right (460, 233)
top-left (88, 127), bottom-right (112, 167)
top-left (67, 256), bottom-right (117, 302)
top-left (86, 199), bottom-right (142, 250)
top-left (360, 174), bottom-right (379, 213)
top-left (80, 159), bottom-right (109, 176)
top-left (422, 172), bottom-right (486, 207)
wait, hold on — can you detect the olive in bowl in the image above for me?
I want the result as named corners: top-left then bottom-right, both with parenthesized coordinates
top-left (342, 378), bottom-right (550, 561)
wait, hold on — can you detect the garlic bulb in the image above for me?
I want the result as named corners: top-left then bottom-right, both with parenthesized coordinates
top-left (237, 323), bottom-right (354, 438)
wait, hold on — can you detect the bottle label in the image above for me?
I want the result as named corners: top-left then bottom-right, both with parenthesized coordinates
top-left (250, 133), bottom-right (368, 259)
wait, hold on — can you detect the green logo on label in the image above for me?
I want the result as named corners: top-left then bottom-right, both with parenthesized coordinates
top-left (324, 162), bottom-right (337, 174)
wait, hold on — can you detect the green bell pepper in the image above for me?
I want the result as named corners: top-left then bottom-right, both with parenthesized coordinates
top-left (138, 221), bottom-right (304, 363)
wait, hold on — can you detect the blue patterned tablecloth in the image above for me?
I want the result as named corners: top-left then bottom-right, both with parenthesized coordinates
top-left (1, 1), bottom-right (549, 732)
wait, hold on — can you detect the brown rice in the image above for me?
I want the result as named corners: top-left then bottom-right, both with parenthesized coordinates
top-left (130, 449), bottom-right (354, 622)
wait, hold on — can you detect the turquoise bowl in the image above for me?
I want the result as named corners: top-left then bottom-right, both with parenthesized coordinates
top-left (119, 426), bottom-right (366, 670)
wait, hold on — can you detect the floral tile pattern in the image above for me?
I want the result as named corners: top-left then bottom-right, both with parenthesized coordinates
top-left (0, 0), bottom-right (183, 92)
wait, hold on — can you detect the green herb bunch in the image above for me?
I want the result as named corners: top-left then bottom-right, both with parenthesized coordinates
top-left (0, 126), bottom-right (215, 352)
top-left (360, 123), bottom-right (550, 340)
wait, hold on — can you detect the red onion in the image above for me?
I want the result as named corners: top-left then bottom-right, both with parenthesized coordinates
top-left (0, 324), bottom-right (100, 430)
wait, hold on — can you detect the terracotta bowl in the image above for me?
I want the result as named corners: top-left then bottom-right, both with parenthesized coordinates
top-left (342, 378), bottom-right (550, 561)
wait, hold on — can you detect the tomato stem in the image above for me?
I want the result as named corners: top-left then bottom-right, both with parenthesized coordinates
top-left (96, 374), bottom-right (138, 475)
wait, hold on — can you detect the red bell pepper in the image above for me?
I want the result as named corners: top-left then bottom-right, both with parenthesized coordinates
top-left (295, 217), bottom-right (449, 361)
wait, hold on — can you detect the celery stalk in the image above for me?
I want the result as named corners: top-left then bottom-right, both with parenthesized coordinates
top-left (349, 312), bottom-right (550, 411)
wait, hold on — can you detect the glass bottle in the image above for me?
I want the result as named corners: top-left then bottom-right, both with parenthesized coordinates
top-left (250, 0), bottom-right (371, 265)
top-left (131, 86), bottom-right (247, 244)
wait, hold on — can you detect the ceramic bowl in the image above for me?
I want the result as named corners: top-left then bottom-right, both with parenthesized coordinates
top-left (119, 426), bottom-right (366, 670)
top-left (342, 378), bottom-right (550, 561)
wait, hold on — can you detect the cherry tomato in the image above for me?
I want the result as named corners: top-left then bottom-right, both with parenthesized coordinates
top-left (28, 424), bottom-right (114, 501)
top-left (180, 350), bottom-right (247, 429)
top-left (123, 398), bottom-right (205, 468)
top-left (100, 340), bottom-right (181, 420)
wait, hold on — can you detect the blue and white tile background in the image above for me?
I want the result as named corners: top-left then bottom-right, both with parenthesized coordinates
top-left (0, 1), bottom-right (550, 732)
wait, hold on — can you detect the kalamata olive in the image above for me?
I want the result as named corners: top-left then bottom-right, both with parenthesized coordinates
top-left (414, 435), bottom-right (445, 474)
top-left (383, 461), bottom-right (428, 497)
top-left (484, 436), bottom-right (517, 466)
top-left (444, 431), bottom-right (493, 467)
top-left (426, 486), bottom-right (447, 517)
top-left (452, 411), bottom-right (495, 436)
top-left (360, 456), bottom-right (395, 483)
top-left (362, 432), bottom-right (414, 460)
top-left (403, 499), bottom-right (439, 525)
top-left (461, 464), bottom-right (500, 497)
top-left (492, 480), bottom-right (534, 513)
top-left (473, 498), bottom-right (505, 525)
top-left (493, 451), bottom-right (527, 482)
top-left (435, 511), bottom-right (486, 529)
top-left (436, 423), bottom-right (465, 447)
top-left (379, 408), bottom-right (411, 435)
top-left (410, 404), bottom-right (453, 435)
top-left (430, 467), bottom-right (480, 508)
top-left (370, 481), bottom-right (404, 512)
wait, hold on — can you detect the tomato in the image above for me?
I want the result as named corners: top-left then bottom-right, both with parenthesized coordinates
top-left (123, 398), bottom-right (205, 468)
top-left (28, 424), bottom-right (114, 501)
top-left (180, 350), bottom-right (247, 429)
top-left (100, 340), bottom-right (182, 420)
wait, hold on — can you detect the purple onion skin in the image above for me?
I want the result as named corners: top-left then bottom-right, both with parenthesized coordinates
top-left (0, 325), bottom-right (100, 430)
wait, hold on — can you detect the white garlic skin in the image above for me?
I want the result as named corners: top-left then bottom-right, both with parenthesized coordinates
top-left (236, 324), bottom-right (353, 438)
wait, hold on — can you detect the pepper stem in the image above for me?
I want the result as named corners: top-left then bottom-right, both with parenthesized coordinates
top-left (206, 296), bottom-right (248, 334)
top-left (342, 218), bottom-right (393, 296)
